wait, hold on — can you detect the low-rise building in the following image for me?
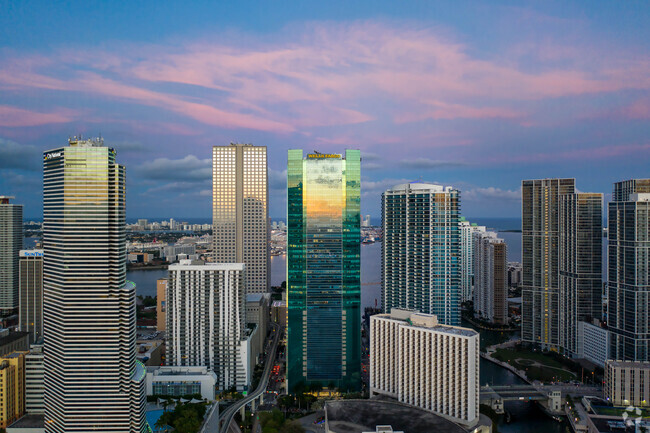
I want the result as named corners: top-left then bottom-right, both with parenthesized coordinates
top-left (604, 360), bottom-right (650, 408)
top-left (0, 330), bottom-right (29, 357)
top-left (577, 320), bottom-right (610, 367)
top-left (370, 309), bottom-right (479, 427)
top-left (137, 340), bottom-right (164, 366)
top-left (146, 366), bottom-right (218, 401)
top-left (271, 300), bottom-right (286, 325)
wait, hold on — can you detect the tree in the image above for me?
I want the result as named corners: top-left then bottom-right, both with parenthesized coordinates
top-left (280, 421), bottom-right (305, 433)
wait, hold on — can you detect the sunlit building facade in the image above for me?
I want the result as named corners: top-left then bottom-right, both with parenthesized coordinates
top-left (213, 143), bottom-right (269, 294)
top-left (43, 138), bottom-right (146, 433)
top-left (473, 231), bottom-right (507, 325)
top-left (286, 149), bottom-right (361, 392)
top-left (459, 218), bottom-right (486, 304)
top-left (608, 179), bottom-right (650, 361)
top-left (382, 183), bottom-right (461, 326)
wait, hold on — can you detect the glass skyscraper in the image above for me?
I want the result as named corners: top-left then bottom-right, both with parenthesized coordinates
top-left (382, 183), bottom-right (461, 326)
top-left (521, 178), bottom-right (602, 355)
top-left (43, 138), bottom-right (146, 433)
top-left (286, 149), bottom-right (361, 392)
top-left (608, 179), bottom-right (650, 361)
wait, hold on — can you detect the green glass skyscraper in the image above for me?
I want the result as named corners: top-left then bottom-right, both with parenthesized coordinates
top-left (287, 149), bottom-right (361, 393)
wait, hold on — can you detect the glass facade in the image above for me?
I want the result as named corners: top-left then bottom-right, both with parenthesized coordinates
top-left (382, 183), bottom-right (461, 326)
top-left (287, 150), bottom-right (361, 392)
top-left (608, 179), bottom-right (650, 361)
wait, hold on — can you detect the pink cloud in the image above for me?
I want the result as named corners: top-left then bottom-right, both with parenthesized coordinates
top-left (0, 105), bottom-right (79, 127)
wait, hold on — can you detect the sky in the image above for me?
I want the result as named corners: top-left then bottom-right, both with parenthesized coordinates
top-left (1, 1), bottom-right (649, 220)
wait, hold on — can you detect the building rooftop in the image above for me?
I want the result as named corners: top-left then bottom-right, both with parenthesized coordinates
top-left (0, 330), bottom-right (29, 348)
top-left (325, 399), bottom-right (482, 433)
top-left (379, 310), bottom-right (478, 338)
top-left (387, 182), bottom-right (455, 194)
top-left (7, 414), bottom-right (43, 428)
top-left (606, 360), bottom-right (650, 369)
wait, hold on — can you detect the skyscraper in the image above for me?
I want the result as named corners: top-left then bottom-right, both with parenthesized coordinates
top-left (521, 179), bottom-right (575, 350)
top-left (287, 149), bottom-right (361, 392)
top-left (0, 196), bottom-right (22, 312)
top-left (43, 138), bottom-right (146, 433)
top-left (19, 250), bottom-right (44, 344)
top-left (166, 261), bottom-right (248, 390)
top-left (559, 192), bottom-right (602, 357)
top-left (473, 231), bottom-right (508, 325)
top-left (608, 179), bottom-right (650, 361)
top-left (213, 143), bottom-right (269, 294)
top-left (382, 183), bottom-right (461, 326)
top-left (521, 178), bottom-right (602, 354)
top-left (459, 218), bottom-right (486, 304)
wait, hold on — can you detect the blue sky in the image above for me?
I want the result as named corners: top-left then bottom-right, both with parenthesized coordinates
top-left (1, 0), bottom-right (649, 219)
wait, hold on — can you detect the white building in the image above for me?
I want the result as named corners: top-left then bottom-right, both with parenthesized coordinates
top-left (213, 143), bottom-right (269, 294)
top-left (604, 360), bottom-right (650, 407)
top-left (370, 309), bottom-right (479, 427)
top-left (42, 138), bottom-right (146, 433)
top-left (25, 345), bottom-right (43, 414)
top-left (473, 231), bottom-right (507, 325)
top-left (576, 320), bottom-right (610, 367)
top-left (459, 218), bottom-right (486, 304)
top-left (166, 261), bottom-right (248, 391)
top-left (146, 366), bottom-right (218, 400)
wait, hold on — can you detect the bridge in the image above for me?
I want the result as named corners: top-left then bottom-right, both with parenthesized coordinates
top-left (480, 385), bottom-right (562, 414)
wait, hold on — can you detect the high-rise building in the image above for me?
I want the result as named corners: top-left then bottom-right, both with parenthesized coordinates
top-left (473, 231), bottom-right (508, 325)
top-left (559, 192), bottom-right (602, 356)
top-left (521, 179), bottom-right (602, 354)
top-left (0, 352), bottom-right (25, 428)
top-left (156, 279), bottom-right (167, 332)
top-left (382, 183), bottom-right (461, 326)
top-left (18, 250), bottom-right (43, 344)
top-left (43, 138), bottom-right (146, 433)
top-left (459, 218), bottom-right (486, 304)
top-left (287, 149), bottom-right (361, 392)
top-left (521, 179), bottom-right (574, 350)
top-left (213, 143), bottom-right (269, 294)
top-left (608, 179), bottom-right (650, 361)
top-left (370, 309), bottom-right (479, 426)
top-left (166, 261), bottom-right (248, 390)
top-left (0, 196), bottom-right (22, 312)
top-left (25, 345), bottom-right (43, 414)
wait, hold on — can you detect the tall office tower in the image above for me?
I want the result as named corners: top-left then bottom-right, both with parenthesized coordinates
top-left (521, 178), bottom-right (575, 350)
top-left (166, 261), bottom-right (248, 390)
top-left (19, 250), bottom-right (44, 344)
top-left (559, 193), bottom-right (602, 357)
top-left (370, 310), bottom-right (479, 426)
top-left (473, 231), bottom-right (508, 325)
top-left (213, 143), bottom-right (269, 294)
top-left (42, 138), bottom-right (146, 433)
top-left (608, 179), bottom-right (650, 361)
top-left (0, 196), bottom-right (22, 313)
top-left (287, 149), bottom-right (361, 392)
top-left (459, 218), bottom-right (486, 304)
top-left (382, 183), bottom-right (461, 326)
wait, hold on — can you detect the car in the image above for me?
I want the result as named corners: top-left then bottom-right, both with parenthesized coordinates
top-left (313, 416), bottom-right (325, 424)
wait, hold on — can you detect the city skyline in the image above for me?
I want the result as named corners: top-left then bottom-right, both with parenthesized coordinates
top-left (1, 1), bottom-right (650, 220)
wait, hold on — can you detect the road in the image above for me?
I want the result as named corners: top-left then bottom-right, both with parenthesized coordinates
top-left (217, 322), bottom-right (282, 433)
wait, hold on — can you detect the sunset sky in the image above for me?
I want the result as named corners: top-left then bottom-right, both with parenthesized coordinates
top-left (1, 0), bottom-right (649, 219)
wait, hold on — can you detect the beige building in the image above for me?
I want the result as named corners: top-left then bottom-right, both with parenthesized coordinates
top-left (212, 143), bottom-right (269, 295)
top-left (370, 309), bottom-right (479, 427)
top-left (605, 360), bottom-right (650, 407)
top-left (246, 293), bottom-right (270, 354)
top-left (156, 279), bottom-right (167, 332)
top-left (0, 352), bottom-right (25, 428)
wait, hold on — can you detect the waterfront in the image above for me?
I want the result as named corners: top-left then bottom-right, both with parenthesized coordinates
top-left (126, 230), bottom-right (568, 432)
